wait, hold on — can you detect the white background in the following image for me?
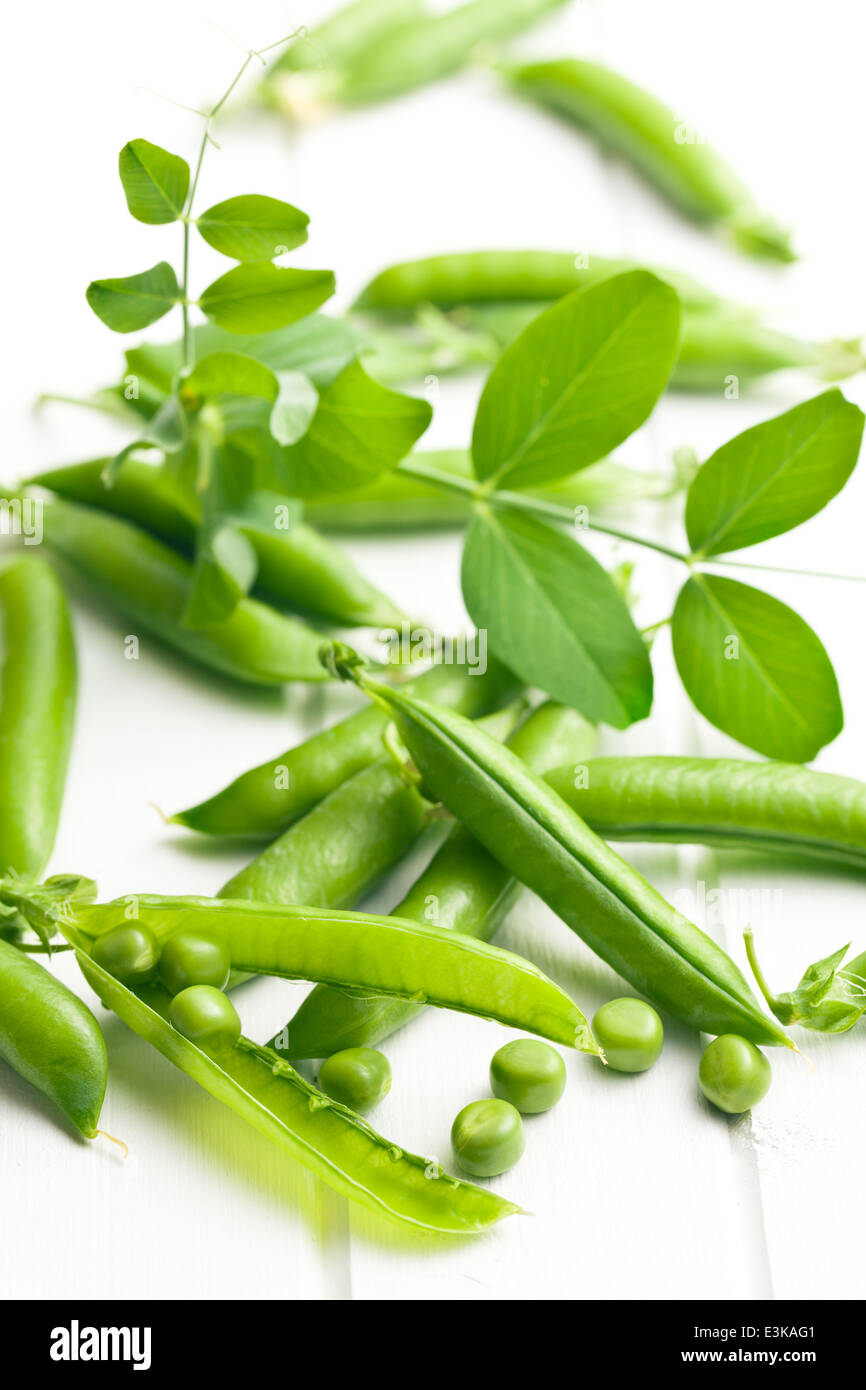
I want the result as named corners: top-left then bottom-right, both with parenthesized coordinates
top-left (3, 0), bottom-right (866, 1300)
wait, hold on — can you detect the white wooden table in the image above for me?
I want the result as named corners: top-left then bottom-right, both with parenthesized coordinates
top-left (3, 0), bottom-right (865, 1301)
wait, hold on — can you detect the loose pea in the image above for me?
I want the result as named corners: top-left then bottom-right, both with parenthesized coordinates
top-left (169, 985), bottom-right (241, 1053)
top-left (451, 1098), bottom-right (525, 1178)
top-left (699, 1034), bottom-right (771, 1114)
top-left (490, 1039), bottom-right (566, 1114)
top-left (593, 998), bottom-right (664, 1073)
top-left (318, 1047), bottom-right (392, 1113)
top-left (90, 924), bottom-right (160, 985)
top-left (159, 931), bottom-right (231, 995)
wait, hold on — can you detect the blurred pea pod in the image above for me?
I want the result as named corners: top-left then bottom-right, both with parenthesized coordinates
top-left (262, 0), bottom-right (570, 114)
top-left (27, 458), bottom-right (405, 630)
top-left (351, 250), bottom-right (864, 392)
top-left (502, 58), bottom-right (795, 262)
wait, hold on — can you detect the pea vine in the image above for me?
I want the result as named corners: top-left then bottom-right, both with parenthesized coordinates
top-left (45, 35), bottom-right (865, 768)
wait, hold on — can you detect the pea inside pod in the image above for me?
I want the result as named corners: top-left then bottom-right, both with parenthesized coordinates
top-left (318, 1047), bottom-right (392, 1113)
top-left (66, 922), bottom-right (517, 1235)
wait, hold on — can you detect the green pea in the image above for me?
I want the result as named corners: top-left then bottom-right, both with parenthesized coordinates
top-left (490, 1039), bottom-right (566, 1114)
top-left (593, 998), bottom-right (664, 1073)
top-left (318, 1047), bottom-right (392, 1113)
top-left (90, 924), bottom-right (160, 985)
top-left (159, 932), bottom-right (231, 995)
top-left (451, 1099), bottom-right (525, 1178)
top-left (699, 1034), bottom-right (771, 1114)
top-left (169, 985), bottom-right (241, 1053)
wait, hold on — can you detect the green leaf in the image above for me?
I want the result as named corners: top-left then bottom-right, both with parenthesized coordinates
top-left (196, 195), bottom-right (309, 261)
top-left (86, 261), bottom-right (180, 333)
top-left (198, 264), bottom-right (335, 333)
top-left (686, 390), bottom-right (865, 557)
top-left (284, 361), bottom-right (432, 498)
top-left (745, 930), bottom-right (866, 1034)
top-left (270, 372), bottom-right (319, 446)
top-left (471, 270), bottom-right (680, 490)
top-left (183, 522), bottom-right (259, 630)
top-left (672, 574), bottom-right (843, 761)
top-left (102, 394), bottom-right (188, 486)
top-left (181, 353), bottom-right (279, 404)
top-left (461, 506), bottom-right (653, 727)
top-left (118, 139), bottom-right (190, 224)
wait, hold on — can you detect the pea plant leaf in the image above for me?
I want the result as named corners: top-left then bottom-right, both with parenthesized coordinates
top-left (283, 361), bottom-right (432, 498)
top-left (672, 573), bottom-right (843, 761)
top-left (744, 930), bottom-right (866, 1034)
top-left (196, 195), bottom-right (309, 261)
top-left (180, 352), bottom-right (280, 405)
top-left (183, 520), bottom-right (259, 630)
top-left (198, 264), bottom-right (335, 333)
top-left (686, 390), bottom-right (865, 557)
top-left (470, 270), bottom-right (680, 490)
top-left (102, 394), bottom-right (188, 487)
top-left (86, 262), bottom-right (181, 333)
top-left (118, 139), bottom-right (190, 224)
top-left (461, 506), bottom-right (653, 727)
top-left (270, 372), bottom-right (319, 446)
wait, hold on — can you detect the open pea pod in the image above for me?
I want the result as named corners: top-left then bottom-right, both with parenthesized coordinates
top-left (70, 896), bottom-right (597, 1053)
top-left (325, 648), bottom-right (792, 1049)
top-left (64, 924), bottom-right (515, 1234)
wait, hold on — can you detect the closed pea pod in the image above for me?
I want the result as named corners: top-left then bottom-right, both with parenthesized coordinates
top-left (67, 924), bottom-right (517, 1234)
top-left (503, 59), bottom-right (794, 262)
top-left (0, 937), bottom-right (107, 1138)
top-left (354, 249), bottom-right (721, 315)
top-left (302, 450), bottom-right (672, 534)
top-left (0, 556), bottom-right (76, 880)
top-left (34, 496), bottom-right (328, 685)
top-left (27, 459), bottom-right (405, 630)
top-left (327, 651), bottom-right (792, 1049)
top-left (279, 700), bottom-right (598, 1059)
top-left (173, 655), bottom-right (518, 837)
top-left (333, 0), bottom-right (570, 107)
top-left (545, 756), bottom-right (866, 872)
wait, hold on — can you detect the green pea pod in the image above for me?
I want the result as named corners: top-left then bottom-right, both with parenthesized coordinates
top-left (66, 926), bottom-right (515, 1234)
top-left (0, 937), bottom-right (107, 1137)
top-left (545, 756), bottom-right (866, 872)
top-left (27, 459), bottom-right (405, 629)
top-left (674, 313), bottom-right (864, 391)
top-left (334, 0), bottom-right (570, 107)
top-left (301, 449), bottom-right (678, 533)
top-left (35, 496), bottom-right (328, 685)
top-left (266, 0), bottom-right (427, 79)
top-left (353, 249), bottom-right (721, 315)
top-left (503, 59), bottom-right (794, 262)
top-left (281, 702), bottom-right (598, 1058)
top-left (173, 657), bottom-right (519, 836)
top-left (331, 654), bottom-right (792, 1048)
top-left (71, 896), bottom-right (597, 1052)
top-left (0, 557), bottom-right (76, 879)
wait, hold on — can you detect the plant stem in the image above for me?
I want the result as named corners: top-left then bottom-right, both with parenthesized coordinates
top-left (701, 556), bottom-right (866, 584)
top-left (396, 455), bottom-right (691, 563)
top-left (178, 29), bottom-right (301, 373)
